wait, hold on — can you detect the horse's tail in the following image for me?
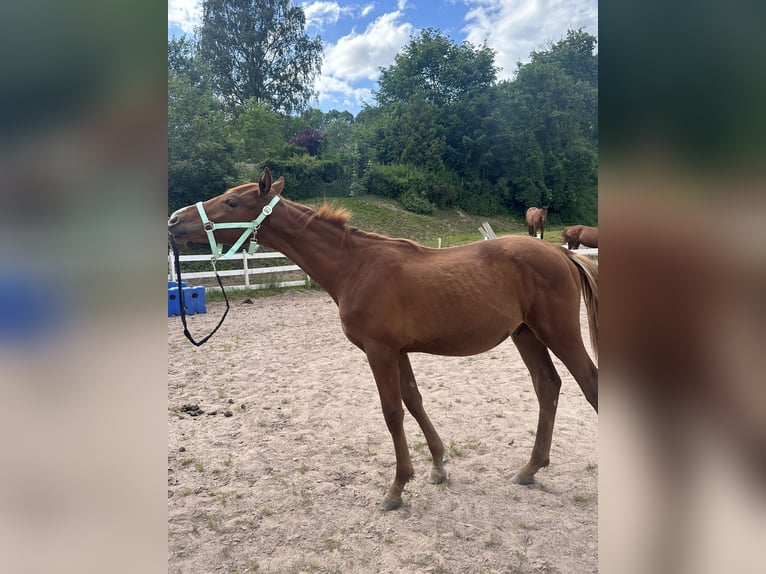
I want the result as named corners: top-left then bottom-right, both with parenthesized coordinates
top-left (563, 249), bottom-right (598, 360)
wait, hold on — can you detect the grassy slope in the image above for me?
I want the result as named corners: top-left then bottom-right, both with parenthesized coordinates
top-left (303, 195), bottom-right (568, 248)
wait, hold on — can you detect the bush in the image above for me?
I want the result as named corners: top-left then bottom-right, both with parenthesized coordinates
top-left (362, 162), bottom-right (410, 198)
top-left (456, 180), bottom-right (505, 216)
top-left (399, 188), bottom-right (434, 214)
top-left (256, 153), bottom-right (344, 199)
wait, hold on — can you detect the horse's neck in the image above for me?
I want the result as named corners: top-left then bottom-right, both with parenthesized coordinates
top-left (259, 201), bottom-right (359, 301)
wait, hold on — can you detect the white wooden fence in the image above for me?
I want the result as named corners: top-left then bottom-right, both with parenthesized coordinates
top-left (571, 247), bottom-right (598, 256)
top-left (168, 250), bottom-right (309, 292)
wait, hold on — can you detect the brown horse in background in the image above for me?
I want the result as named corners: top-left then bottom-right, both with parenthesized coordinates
top-left (168, 169), bottom-right (598, 511)
top-left (562, 225), bottom-right (598, 249)
top-left (526, 207), bottom-right (549, 239)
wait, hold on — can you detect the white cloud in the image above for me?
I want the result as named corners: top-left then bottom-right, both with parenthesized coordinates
top-left (168, 0), bottom-right (202, 35)
top-left (361, 3), bottom-right (375, 17)
top-left (461, 0), bottom-right (597, 79)
top-left (316, 10), bottom-right (418, 111)
top-left (302, 1), bottom-right (355, 30)
top-left (323, 11), bottom-right (415, 81)
top-left (314, 75), bottom-right (374, 110)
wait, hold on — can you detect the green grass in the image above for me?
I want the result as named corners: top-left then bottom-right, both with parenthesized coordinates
top-left (203, 284), bottom-right (315, 302)
top-left (448, 440), bottom-right (463, 458)
top-left (304, 195), bottom-right (529, 247)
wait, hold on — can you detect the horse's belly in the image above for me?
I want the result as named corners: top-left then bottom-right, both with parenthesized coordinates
top-left (405, 331), bottom-right (512, 356)
top-left (403, 312), bottom-right (516, 356)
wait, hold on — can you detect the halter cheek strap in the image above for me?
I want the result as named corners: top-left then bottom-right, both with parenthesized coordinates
top-left (195, 195), bottom-right (281, 259)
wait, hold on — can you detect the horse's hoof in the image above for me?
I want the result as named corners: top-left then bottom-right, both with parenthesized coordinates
top-left (429, 465), bottom-right (448, 484)
top-left (379, 495), bottom-right (402, 511)
top-left (511, 473), bottom-right (535, 485)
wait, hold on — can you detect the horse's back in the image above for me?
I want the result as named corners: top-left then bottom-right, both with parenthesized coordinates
top-left (348, 236), bottom-right (576, 321)
top-left (563, 225), bottom-right (598, 248)
top-left (581, 226), bottom-right (598, 247)
top-left (404, 235), bottom-right (576, 292)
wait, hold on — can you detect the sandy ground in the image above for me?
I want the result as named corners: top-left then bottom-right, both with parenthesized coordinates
top-left (168, 289), bottom-right (598, 573)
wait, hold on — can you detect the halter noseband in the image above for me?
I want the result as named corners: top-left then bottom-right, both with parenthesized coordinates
top-left (195, 195), bottom-right (281, 259)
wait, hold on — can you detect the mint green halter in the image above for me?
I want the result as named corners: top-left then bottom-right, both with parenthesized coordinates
top-left (195, 195), bottom-right (281, 259)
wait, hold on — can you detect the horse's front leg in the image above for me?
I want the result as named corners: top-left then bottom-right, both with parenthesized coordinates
top-left (365, 343), bottom-right (414, 510)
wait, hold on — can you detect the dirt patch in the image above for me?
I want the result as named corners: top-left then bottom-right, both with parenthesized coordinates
top-left (168, 289), bottom-right (597, 573)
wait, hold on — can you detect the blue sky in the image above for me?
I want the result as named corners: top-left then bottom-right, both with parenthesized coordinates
top-left (168, 0), bottom-right (597, 115)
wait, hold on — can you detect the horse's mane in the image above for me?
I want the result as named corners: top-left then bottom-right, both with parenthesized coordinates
top-left (225, 182), bottom-right (260, 194)
top-left (288, 200), bottom-right (351, 227)
top-left (293, 200), bottom-right (423, 252)
top-left (314, 202), bottom-right (352, 226)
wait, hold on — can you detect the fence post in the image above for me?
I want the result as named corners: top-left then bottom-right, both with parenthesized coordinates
top-left (168, 250), bottom-right (175, 282)
top-left (242, 250), bottom-right (250, 288)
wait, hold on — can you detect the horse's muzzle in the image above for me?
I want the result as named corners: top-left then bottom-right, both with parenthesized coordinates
top-left (168, 210), bottom-right (191, 239)
top-left (167, 216), bottom-right (190, 243)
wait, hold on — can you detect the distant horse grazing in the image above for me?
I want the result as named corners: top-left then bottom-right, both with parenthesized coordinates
top-left (562, 225), bottom-right (598, 249)
top-left (168, 168), bottom-right (598, 511)
top-left (526, 207), bottom-right (549, 239)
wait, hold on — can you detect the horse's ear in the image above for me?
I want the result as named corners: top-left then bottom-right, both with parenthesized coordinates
top-left (258, 168), bottom-right (272, 196)
top-left (271, 177), bottom-right (284, 196)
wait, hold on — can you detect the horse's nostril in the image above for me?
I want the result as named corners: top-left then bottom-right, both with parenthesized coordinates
top-left (168, 214), bottom-right (179, 227)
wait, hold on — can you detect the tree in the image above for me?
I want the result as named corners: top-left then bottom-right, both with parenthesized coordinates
top-left (373, 30), bottom-right (499, 184)
top-left (168, 67), bottom-right (237, 213)
top-left (376, 29), bottom-right (497, 108)
top-left (198, 0), bottom-right (322, 114)
top-left (290, 127), bottom-right (324, 156)
top-left (493, 29), bottom-right (598, 222)
top-left (168, 36), bottom-right (206, 87)
top-left (233, 98), bottom-right (287, 163)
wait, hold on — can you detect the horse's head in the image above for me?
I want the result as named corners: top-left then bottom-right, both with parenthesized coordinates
top-left (168, 168), bottom-right (284, 247)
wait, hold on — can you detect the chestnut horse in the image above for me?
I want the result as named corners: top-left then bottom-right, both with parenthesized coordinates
top-left (562, 225), bottom-right (599, 249)
top-left (168, 169), bottom-right (598, 511)
top-left (525, 207), bottom-right (549, 240)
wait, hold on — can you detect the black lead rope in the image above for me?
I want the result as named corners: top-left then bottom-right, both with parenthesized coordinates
top-left (169, 232), bottom-right (230, 346)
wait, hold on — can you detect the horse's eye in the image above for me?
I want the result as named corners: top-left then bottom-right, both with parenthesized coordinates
top-left (225, 199), bottom-right (238, 208)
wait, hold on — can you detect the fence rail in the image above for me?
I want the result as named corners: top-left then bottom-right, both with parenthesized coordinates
top-left (168, 250), bottom-right (309, 292)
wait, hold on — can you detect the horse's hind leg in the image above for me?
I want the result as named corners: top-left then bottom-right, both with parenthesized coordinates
top-left (510, 324), bottom-right (562, 484)
top-left (537, 321), bottom-right (598, 412)
top-left (399, 353), bottom-right (447, 484)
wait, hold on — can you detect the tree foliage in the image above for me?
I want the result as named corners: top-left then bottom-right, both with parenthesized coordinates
top-left (168, 36), bottom-right (238, 213)
top-left (376, 29), bottom-right (497, 107)
top-left (168, 28), bottom-right (598, 225)
top-left (501, 29), bottom-right (598, 222)
top-left (198, 0), bottom-right (322, 114)
top-left (290, 127), bottom-right (324, 156)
